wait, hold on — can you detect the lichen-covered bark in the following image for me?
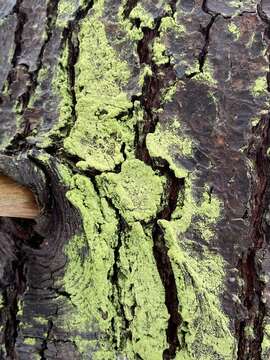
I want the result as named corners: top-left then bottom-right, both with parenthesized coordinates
top-left (0, 0), bottom-right (270, 359)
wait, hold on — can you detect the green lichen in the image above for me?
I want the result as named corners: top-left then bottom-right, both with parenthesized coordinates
top-left (152, 15), bottom-right (185, 67)
top-left (138, 65), bottom-right (153, 87)
top-left (251, 76), bottom-right (268, 97)
top-left (53, 2), bottom-right (235, 358)
top-left (228, 23), bottom-right (240, 40)
top-left (153, 40), bottom-right (169, 65)
top-left (185, 60), bottom-right (217, 86)
top-left (33, 316), bottom-right (48, 325)
top-left (160, 16), bottom-right (186, 34)
top-left (144, 148), bottom-right (235, 360)
top-left (169, 176), bottom-right (221, 242)
top-left (169, 241), bottom-right (235, 360)
top-left (146, 119), bottom-right (193, 179)
top-left (194, 61), bottom-right (217, 86)
top-left (64, 176), bottom-right (118, 319)
top-left (60, 160), bottom-right (168, 357)
top-left (97, 159), bottom-right (165, 223)
top-left (161, 82), bottom-right (177, 103)
top-left (57, 0), bottom-right (79, 27)
top-left (158, 180), bottom-right (235, 359)
top-left (64, 4), bottom-right (136, 172)
top-left (119, 222), bottom-right (168, 359)
top-left (228, 0), bottom-right (257, 12)
top-left (63, 172), bottom-right (119, 355)
top-left (129, 4), bottom-right (154, 30)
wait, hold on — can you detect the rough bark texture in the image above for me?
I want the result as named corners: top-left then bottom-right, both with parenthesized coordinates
top-left (0, 0), bottom-right (270, 359)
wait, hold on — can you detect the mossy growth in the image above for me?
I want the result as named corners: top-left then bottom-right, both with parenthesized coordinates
top-left (159, 16), bottom-right (186, 34)
top-left (195, 61), bottom-right (217, 86)
top-left (129, 4), bottom-right (154, 30)
top-left (146, 119), bottom-right (193, 179)
top-left (244, 325), bottom-right (255, 339)
top-left (97, 159), bottom-right (165, 223)
top-left (64, 4), bottom-right (137, 172)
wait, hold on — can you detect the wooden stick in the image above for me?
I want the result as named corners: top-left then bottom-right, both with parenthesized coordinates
top-left (0, 175), bottom-right (40, 219)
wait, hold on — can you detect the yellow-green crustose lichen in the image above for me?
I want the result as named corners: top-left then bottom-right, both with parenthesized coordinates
top-left (59, 161), bottom-right (169, 357)
top-left (52, 1), bottom-right (236, 358)
top-left (24, 338), bottom-right (36, 346)
top-left (185, 60), bottom-right (217, 86)
top-left (118, 222), bottom-right (168, 359)
top-left (146, 119), bottom-right (193, 178)
top-left (159, 183), bottom-right (235, 359)
top-left (144, 114), bottom-right (235, 358)
top-left (117, 3), bottom-right (153, 42)
top-left (63, 4), bottom-right (136, 172)
top-left (251, 76), bottom-right (268, 97)
top-left (152, 15), bottom-right (186, 66)
top-left (172, 177), bottom-right (221, 242)
top-left (62, 172), bottom-right (119, 356)
top-left (97, 159), bottom-right (165, 223)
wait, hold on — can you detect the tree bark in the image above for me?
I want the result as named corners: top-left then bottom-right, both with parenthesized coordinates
top-left (0, 0), bottom-right (270, 359)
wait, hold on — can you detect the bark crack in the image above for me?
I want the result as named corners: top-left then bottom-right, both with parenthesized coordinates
top-left (133, 3), bottom-right (183, 358)
top-left (237, 13), bottom-right (270, 359)
top-left (40, 319), bottom-right (53, 360)
top-left (237, 116), bottom-right (270, 360)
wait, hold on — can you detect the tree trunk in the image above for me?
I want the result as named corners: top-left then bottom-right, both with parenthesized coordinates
top-left (0, 0), bottom-right (270, 359)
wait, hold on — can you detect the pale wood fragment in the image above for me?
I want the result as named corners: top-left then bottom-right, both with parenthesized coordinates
top-left (0, 175), bottom-right (39, 219)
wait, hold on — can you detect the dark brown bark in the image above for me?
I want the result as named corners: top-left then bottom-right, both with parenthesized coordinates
top-left (0, 1), bottom-right (270, 359)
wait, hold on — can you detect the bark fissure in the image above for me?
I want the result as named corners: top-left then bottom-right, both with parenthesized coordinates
top-left (237, 11), bottom-right (270, 360)
top-left (153, 172), bottom-right (183, 359)
top-left (134, 7), bottom-right (182, 358)
top-left (236, 15), bottom-right (270, 356)
top-left (40, 319), bottom-right (53, 360)
top-left (187, 8), bottom-right (218, 78)
top-left (198, 14), bottom-right (218, 72)
top-left (237, 116), bottom-right (270, 359)
top-left (122, 0), bottom-right (139, 19)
